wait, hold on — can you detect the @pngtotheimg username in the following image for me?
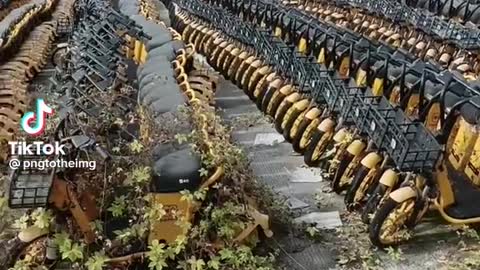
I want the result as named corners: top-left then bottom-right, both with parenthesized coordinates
top-left (9, 158), bottom-right (97, 171)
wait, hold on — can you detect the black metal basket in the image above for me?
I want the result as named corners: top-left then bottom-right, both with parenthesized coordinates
top-left (308, 62), bottom-right (330, 103)
top-left (291, 52), bottom-right (311, 91)
top-left (337, 85), bottom-right (362, 123)
top-left (385, 121), bottom-right (442, 171)
top-left (325, 0), bottom-right (480, 49)
top-left (359, 95), bottom-right (395, 148)
top-left (8, 155), bottom-right (54, 209)
top-left (349, 92), bottom-right (370, 133)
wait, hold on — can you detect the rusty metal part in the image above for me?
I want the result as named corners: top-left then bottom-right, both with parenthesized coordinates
top-left (0, 0), bottom-right (32, 22)
top-left (52, 0), bottom-right (75, 33)
top-left (0, 3), bottom-right (69, 141)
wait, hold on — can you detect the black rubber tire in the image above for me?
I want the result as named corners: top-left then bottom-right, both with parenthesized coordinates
top-left (189, 29), bottom-right (201, 46)
top-left (303, 130), bottom-right (329, 167)
top-left (283, 109), bottom-right (304, 143)
top-left (222, 52), bottom-right (237, 77)
top-left (266, 92), bottom-right (286, 118)
top-left (369, 198), bottom-right (414, 248)
top-left (344, 165), bottom-right (371, 211)
top-left (174, 17), bottom-right (186, 33)
top-left (362, 183), bottom-right (388, 224)
top-left (242, 65), bottom-right (259, 93)
top-left (256, 80), bottom-right (276, 110)
top-left (198, 33), bottom-right (212, 55)
top-left (331, 153), bottom-right (355, 194)
top-left (214, 47), bottom-right (227, 71)
top-left (51, 46), bottom-right (68, 69)
top-left (274, 101), bottom-right (293, 133)
top-left (218, 50), bottom-right (232, 76)
top-left (236, 61), bottom-right (252, 88)
top-left (228, 54), bottom-right (243, 82)
top-left (260, 85), bottom-right (278, 113)
top-left (247, 72), bottom-right (267, 100)
top-left (0, 237), bottom-right (25, 269)
top-left (216, 46), bottom-right (230, 71)
top-left (193, 32), bottom-right (205, 53)
top-left (0, 236), bottom-right (52, 270)
top-left (291, 117), bottom-right (312, 153)
top-left (207, 51), bottom-right (219, 69)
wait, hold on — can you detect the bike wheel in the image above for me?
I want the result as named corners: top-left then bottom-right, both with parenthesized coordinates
top-left (241, 60), bottom-right (262, 93)
top-left (182, 23), bottom-right (195, 41)
top-left (292, 116), bottom-right (321, 154)
top-left (344, 165), bottom-right (376, 210)
top-left (369, 197), bottom-right (417, 248)
top-left (217, 44), bottom-right (234, 75)
top-left (202, 31), bottom-right (219, 56)
top-left (331, 153), bottom-right (359, 194)
top-left (1, 236), bottom-right (52, 269)
top-left (208, 39), bottom-right (224, 68)
top-left (253, 73), bottom-right (276, 105)
top-left (51, 46), bottom-right (69, 69)
top-left (274, 98), bottom-right (296, 133)
top-left (235, 56), bottom-right (256, 88)
top-left (222, 47), bottom-right (238, 77)
top-left (216, 44), bottom-right (235, 73)
top-left (228, 51), bottom-right (247, 82)
top-left (326, 143), bottom-right (347, 180)
top-left (304, 129), bottom-right (332, 167)
top-left (260, 80), bottom-right (283, 112)
top-left (282, 98), bottom-right (310, 141)
top-left (362, 183), bottom-right (389, 224)
top-left (284, 109), bottom-right (307, 143)
top-left (247, 66), bottom-right (270, 100)
top-left (266, 87), bottom-right (289, 117)
top-left (193, 29), bottom-right (208, 52)
top-left (188, 25), bottom-right (203, 46)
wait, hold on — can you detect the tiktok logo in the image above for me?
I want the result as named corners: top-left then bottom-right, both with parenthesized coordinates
top-left (20, 99), bottom-right (54, 136)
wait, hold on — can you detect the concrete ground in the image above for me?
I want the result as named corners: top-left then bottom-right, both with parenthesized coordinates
top-left (213, 75), bottom-right (480, 270)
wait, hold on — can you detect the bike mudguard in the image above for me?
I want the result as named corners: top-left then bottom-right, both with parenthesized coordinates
top-left (390, 186), bottom-right (417, 203)
top-left (18, 226), bottom-right (49, 243)
top-left (378, 169), bottom-right (399, 187)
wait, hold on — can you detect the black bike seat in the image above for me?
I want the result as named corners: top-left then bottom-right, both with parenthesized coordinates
top-left (404, 74), bottom-right (421, 89)
top-left (151, 148), bottom-right (202, 193)
top-left (387, 66), bottom-right (404, 80)
top-left (424, 80), bottom-right (444, 97)
top-left (460, 96), bottom-right (480, 125)
top-left (145, 30), bottom-right (172, 51)
top-left (148, 90), bottom-right (185, 115)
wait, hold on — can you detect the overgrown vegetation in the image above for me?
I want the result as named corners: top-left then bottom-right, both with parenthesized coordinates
top-left (3, 73), bottom-right (293, 270)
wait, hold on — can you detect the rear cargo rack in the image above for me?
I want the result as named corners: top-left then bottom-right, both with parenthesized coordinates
top-left (8, 155), bottom-right (54, 209)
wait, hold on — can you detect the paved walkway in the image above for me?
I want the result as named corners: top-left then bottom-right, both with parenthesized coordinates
top-left (214, 75), bottom-right (473, 270)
